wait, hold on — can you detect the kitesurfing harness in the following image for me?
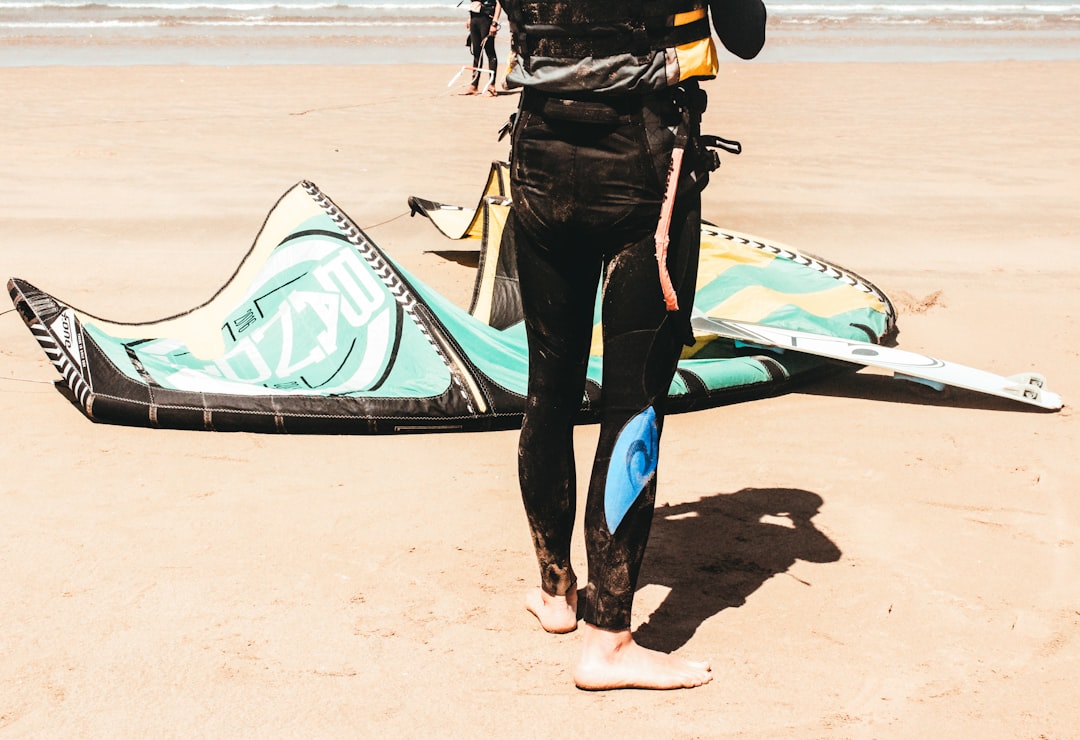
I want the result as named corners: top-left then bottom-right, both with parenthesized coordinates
top-left (503, 82), bottom-right (742, 314)
top-left (505, 0), bottom-right (713, 70)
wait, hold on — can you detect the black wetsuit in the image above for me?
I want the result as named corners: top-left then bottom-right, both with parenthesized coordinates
top-left (502, 0), bottom-right (767, 631)
top-left (468, 0), bottom-right (498, 90)
top-left (508, 87), bottom-right (706, 630)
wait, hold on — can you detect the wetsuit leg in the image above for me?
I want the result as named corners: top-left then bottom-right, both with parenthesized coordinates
top-left (580, 188), bottom-right (701, 630)
top-left (510, 93), bottom-right (693, 614)
top-left (482, 29), bottom-right (498, 86)
top-left (511, 209), bottom-right (600, 597)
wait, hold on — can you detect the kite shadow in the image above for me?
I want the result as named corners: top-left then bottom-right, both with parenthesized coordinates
top-left (631, 487), bottom-right (841, 653)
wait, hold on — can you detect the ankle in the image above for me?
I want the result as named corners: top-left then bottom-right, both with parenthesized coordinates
top-left (579, 623), bottom-right (633, 658)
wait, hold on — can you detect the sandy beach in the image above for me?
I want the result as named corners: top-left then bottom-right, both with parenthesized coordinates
top-left (2, 60), bottom-right (1078, 735)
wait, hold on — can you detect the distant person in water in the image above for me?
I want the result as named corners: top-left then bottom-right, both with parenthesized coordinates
top-left (499, 0), bottom-right (767, 690)
top-left (465, 0), bottom-right (501, 95)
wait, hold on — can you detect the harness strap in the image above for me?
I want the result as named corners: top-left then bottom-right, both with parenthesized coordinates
top-left (525, 17), bottom-right (710, 60)
top-left (654, 145), bottom-right (685, 312)
top-left (508, 0), bottom-right (711, 67)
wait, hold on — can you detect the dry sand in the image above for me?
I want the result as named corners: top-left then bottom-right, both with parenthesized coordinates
top-left (2, 62), bottom-right (1078, 736)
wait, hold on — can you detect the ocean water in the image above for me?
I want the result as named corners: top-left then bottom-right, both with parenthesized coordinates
top-left (2, 0), bottom-right (1079, 66)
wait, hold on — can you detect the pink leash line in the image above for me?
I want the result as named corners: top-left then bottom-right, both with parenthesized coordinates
top-left (654, 146), bottom-right (684, 312)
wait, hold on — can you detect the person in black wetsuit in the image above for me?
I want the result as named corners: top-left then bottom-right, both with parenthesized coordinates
top-left (465, 0), bottom-right (501, 95)
top-left (500, 0), bottom-right (767, 690)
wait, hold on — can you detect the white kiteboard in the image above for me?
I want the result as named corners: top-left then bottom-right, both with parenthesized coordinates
top-left (448, 65), bottom-right (495, 95)
top-left (690, 314), bottom-right (1063, 411)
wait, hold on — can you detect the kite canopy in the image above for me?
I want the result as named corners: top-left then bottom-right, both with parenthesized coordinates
top-left (8, 166), bottom-right (896, 433)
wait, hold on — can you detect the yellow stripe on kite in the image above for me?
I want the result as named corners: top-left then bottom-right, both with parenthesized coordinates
top-left (695, 237), bottom-right (778, 290)
top-left (705, 284), bottom-right (886, 324)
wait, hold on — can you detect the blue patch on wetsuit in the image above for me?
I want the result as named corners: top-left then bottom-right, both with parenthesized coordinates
top-left (604, 406), bottom-right (659, 534)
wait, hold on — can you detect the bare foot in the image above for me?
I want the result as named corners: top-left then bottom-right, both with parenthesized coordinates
top-left (524, 587), bottom-right (578, 634)
top-left (573, 624), bottom-right (712, 690)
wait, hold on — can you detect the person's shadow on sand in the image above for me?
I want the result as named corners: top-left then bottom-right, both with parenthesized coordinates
top-left (631, 487), bottom-right (841, 652)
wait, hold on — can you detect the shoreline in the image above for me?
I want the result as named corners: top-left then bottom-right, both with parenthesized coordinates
top-left (4, 26), bottom-right (1080, 68)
